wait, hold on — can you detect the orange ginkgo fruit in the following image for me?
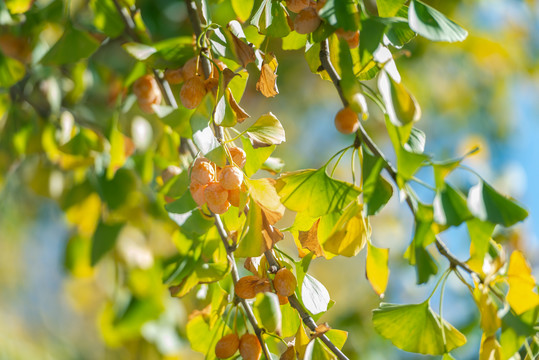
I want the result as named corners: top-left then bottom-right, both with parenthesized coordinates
top-left (218, 165), bottom-right (244, 190)
top-left (191, 159), bottom-right (215, 185)
top-left (334, 107), bottom-right (359, 134)
top-left (180, 76), bottom-right (207, 109)
top-left (229, 147), bottom-right (247, 168)
top-left (215, 333), bottom-right (240, 359)
top-left (273, 268), bottom-right (297, 297)
top-left (164, 68), bottom-right (185, 84)
top-left (189, 181), bottom-right (207, 207)
top-left (228, 188), bottom-right (241, 207)
top-left (204, 182), bottom-right (229, 207)
top-left (294, 7), bottom-right (321, 35)
top-left (239, 334), bottom-right (262, 360)
top-left (181, 56), bottom-right (203, 80)
top-left (336, 29), bottom-right (359, 49)
top-left (286, 0), bottom-right (310, 13)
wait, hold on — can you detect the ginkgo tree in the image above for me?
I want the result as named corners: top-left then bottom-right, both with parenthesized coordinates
top-left (1, 0), bottom-right (538, 359)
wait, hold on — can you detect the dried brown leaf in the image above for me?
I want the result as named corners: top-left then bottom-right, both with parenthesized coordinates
top-left (298, 219), bottom-right (326, 258)
top-left (231, 35), bottom-right (256, 68)
top-left (313, 323), bottom-right (331, 338)
top-left (228, 90), bottom-right (250, 123)
top-left (256, 63), bottom-right (279, 98)
top-left (280, 345), bottom-right (296, 360)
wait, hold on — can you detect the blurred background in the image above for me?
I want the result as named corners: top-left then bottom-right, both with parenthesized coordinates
top-left (0, 0), bottom-right (538, 359)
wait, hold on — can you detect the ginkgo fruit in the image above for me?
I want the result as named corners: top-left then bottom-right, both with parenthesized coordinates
top-left (286, 0), bottom-right (310, 13)
top-left (235, 276), bottom-right (271, 299)
top-left (204, 182), bottom-right (229, 207)
top-left (294, 7), bottom-right (321, 34)
top-left (215, 334), bottom-right (240, 359)
top-left (133, 75), bottom-right (160, 102)
top-left (133, 75), bottom-right (162, 113)
top-left (273, 268), bottom-right (297, 297)
top-left (228, 188), bottom-right (241, 207)
top-left (334, 107), bottom-right (359, 134)
top-left (239, 334), bottom-right (262, 360)
top-left (336, 29), bottom-right (359, 49)
top-left (229, 147), bottom-right (247, 168)
top-left (204, 77), bottom-right (219, 92)
top-left (191, 160), bottom-right (215, 185)
top-left (164, 68), bottom-right (184, 84)
top-left (218, 165), bottom-right (244, 190)
top-left (182, 56), bottom-right (202, 79)
top-left (189, 181), bottom-right (207, 207)
top-left (208, 199), bottom-right (231, 214)
top-left (180, 76), bottom-right (207, 109)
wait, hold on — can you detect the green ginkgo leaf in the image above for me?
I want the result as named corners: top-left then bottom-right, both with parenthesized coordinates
top-left (373, 301), bottom-right (467, 355)
top-left (468, 180), bottom-right (528, 227)
top-left (276, 167), bottom-right (361, 218)
top-left (408, 0), bottom-right (468, 42)
top-left (41, 24), bottom-right (100, 65)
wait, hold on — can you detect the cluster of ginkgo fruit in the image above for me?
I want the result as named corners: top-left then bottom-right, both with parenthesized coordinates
top-left (215, 331), bottom-right (262, 360)
top-left (132, 56), bottom-right (225, 113)
top-left (189, 146), bottom-right (247, 214)
top-left (214, 268), bottom-right (297, 359)
top-left (165, 56), bottom-right (226, 109)
top-left (236, 267), bottom-right (297, 304)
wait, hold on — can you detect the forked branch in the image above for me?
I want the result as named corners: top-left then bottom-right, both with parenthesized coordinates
top-left (318, 39), bottom-right (477, 278)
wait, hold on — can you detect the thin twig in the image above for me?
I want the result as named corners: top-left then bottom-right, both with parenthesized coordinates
top-left (319, 39), bottom-right (477, 278)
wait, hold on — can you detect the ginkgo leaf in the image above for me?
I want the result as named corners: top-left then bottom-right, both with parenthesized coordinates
top-left (256, 63), bottom-right (278, 98)
top-left (245, 112), bottom-right (286, 148)
top-left (301, 274), bottom-right (330, 315)
top-left (479, 334), bottom-right (501, 360)
top-left (468, 180), bottom-right (528, 227)
top-left (473, 284), bottom-right (500, 336)
top-left (409, 0), bottom-right (468, 42)
top-left (0, 52), bottom-right (25, 87)
top-left (366, 241), bottom-right (390, 297)
top-left (506, 251), bottom-right (539, 315)
top-left (256, 53), bottom-right (279, 98)
top-left (228, 90), bottom-right (249, 122)
top-left (245, 177), bottom-right (285, 224)
top-left (276, 167), bottom-right (361, 218)
top-left (42, 24), bottom-right (101, 65)
top-left (372, 302), bottom-right (467, 355)
top-left (323, 199), bottom-right (369, 257)
top-left (378, 70), bottom-right (421, 127)
top-left (227, 29), bottom-right (255, 67)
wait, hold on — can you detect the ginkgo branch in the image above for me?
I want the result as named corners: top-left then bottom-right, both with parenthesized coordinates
top-left (318, 39), bottom-right (478, 278)
top-left (113, 2), bottom-right (271, 359)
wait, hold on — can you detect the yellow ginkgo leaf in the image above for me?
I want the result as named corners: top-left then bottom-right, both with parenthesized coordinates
top-left (506, 251), bottom-right (539, 315)
top-left (366, 241), bottom-right (390, 297)
top-left (479, 334), bottom-right (501, 360)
